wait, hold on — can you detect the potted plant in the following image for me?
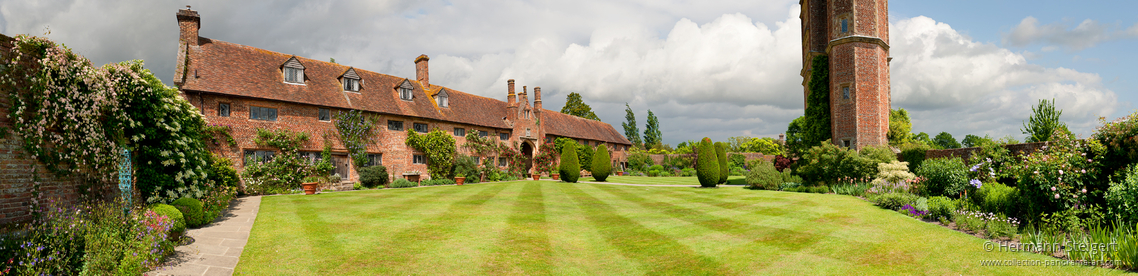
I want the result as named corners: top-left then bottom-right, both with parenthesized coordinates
top-left (302, 176), bottom-right (320, 195)
top-left (455, 173), bottom-right (466, 185)
top-left (551, 173), bottom-right (560, 180)
top-left (403, 171), bottom-right (422, 183)
top-left (532, 172), bottom-right (541, 181)
top-left (616, 170), bottom-right (624, 176)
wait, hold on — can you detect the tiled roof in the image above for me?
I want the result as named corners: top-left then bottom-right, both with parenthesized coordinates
top-left (178, 36), bottom-right (629, 145)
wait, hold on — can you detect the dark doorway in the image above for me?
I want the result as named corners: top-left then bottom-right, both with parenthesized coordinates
top-left (332, 154), bottom-right (350, 181)
top-left (521, 142), bottom-right (534, 173)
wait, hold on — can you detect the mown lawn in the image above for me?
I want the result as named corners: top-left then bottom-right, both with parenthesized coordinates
top-left (578, 175), bottom-right (747, 185)
top-left (236, 181), bottom-right (1121, 275)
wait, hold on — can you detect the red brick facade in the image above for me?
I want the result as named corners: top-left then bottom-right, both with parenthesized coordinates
top-left (174, 8), bottom-right (631, 184)
top-left (800, 0), bottom-right (890, 150)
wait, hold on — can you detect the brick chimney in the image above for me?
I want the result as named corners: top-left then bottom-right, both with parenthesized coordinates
top-left (176, 6), bottom-right (200, 46)
top-left (507, 79), bottom-right (516, 107)
top-left (415, 54), bottom-right (430, 88)
top-left (520, 86), bottom-right (528, 107)
top-left (534, 86), bottom-right (542, 111)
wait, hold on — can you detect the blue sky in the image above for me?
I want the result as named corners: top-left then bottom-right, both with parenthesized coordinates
top-left (0, 0), bottom-right (1133, 146)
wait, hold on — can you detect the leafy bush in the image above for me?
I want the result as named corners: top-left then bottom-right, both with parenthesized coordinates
top-left (927, 196), bottom-right (956, 221)
top-left (209, 153), bottom-right (240, 188)
top-left (831, 183), bottom-right (868, 196)
top-left (898, 143), bottom-right (933, 172)
top-left (405, 129), bottom-right (457, 179)
top-left (681, 168), bottom-right (697, 177)
top-left (559, 142), bottom-right (581, 183)
top-left (1094, 111), bottom-right (1138, 182)
top-left (1016, 132), bottom-right (1105, 219)
top-left (149, 204), bottom-right (186, 235)
top-left (781, 170), bottom-right (803, 184)
top-left (390, 178), bottom-right (417, 188)
top-left (453, 155), bottom-right (481, 183)
top-left (647, 164), bottom-right (668, 177)
top-left (870, 192), bottom-right (919, 211)
top-left (780, 182), bottom-right (802, 190)
top-left (745, 161), bottom-right (781, 190)
top-left (797, 141), bottom-right (894, 185)
top-left (241, 152), bottom-right (310, 195)
top-left (359, 165), bottom-right (390, 189)
top-left (592, 144), bottom-right (612, 181)
top-left (421, 178), bottom-right (456, 186)
top-left (1108, 165), bottom-right (1138, 225)
top-left (627, 152), bottom-right (654, 172)
top-left (577, 144), bottom-right (595, 173)
top-left (198, 184), bottom-right (236, 228)
top-left (716, 142), bottom-right (729, 184)
top-left (728, 153), bottom-right (747, 170)
top-left (696, 138), bottom-right (719, 187)
top-left (872, 161), bottom-right (916, 187)
top-left (967, 141), bottom-right (1018, 184)
top-left (972, 181), bottom-right (1021, 218)
top-left (730, 167), bottom-right (746, 176)
top-left (915, 157), bottom-right (969, 197)
top-left (773, 155), bottom-right (795, 172)
top-left (172, 197), bottom-right (206, 228)
top-left (811, 186), bottom-right (830, 193)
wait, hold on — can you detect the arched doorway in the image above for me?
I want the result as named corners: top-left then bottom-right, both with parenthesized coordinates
top-left (521, 141), bottom-right (534, 173)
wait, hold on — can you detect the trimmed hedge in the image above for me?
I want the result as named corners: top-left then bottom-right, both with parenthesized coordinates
top-left (592, 144), bottom-right (611, 182)
top-left (390, 178), bottom-right (417, 188)
top-left (149, 203), bottom-right (185, 235)
top-left (359, 165), bottom-right (389, 189)
top-left (716, 142), bottom-right (728, 184)
top-left (171, 197), bottom-right (206, 228)
top-left (696, 137), bottom-right (719, 187)
top-left (559, 142), bottom-right (580, 183)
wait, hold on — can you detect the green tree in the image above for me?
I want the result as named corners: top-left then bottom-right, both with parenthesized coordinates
top-left (1022, 98), bottom-right (1067, 143)
top-left (696, 137), bottom-right (719, 187)
top-left (405, 129), bottom-right (457, 179)
top-left (785, 116), bottom-right (808, 157)
top-left (742, 137), bottom-right (783, 156)
top-left (726, 136), bottom-right (752, 152)
top-left (716, 142), bottom-right (729, 184)
top-left (933, 132), bottom-right (961, 149)
top-left (889, 108), bottom-right (913, 145)
top-left (961, 134), bottom-right (993, 148)
top-left (621, 103), bottom-right (642, 148)
top-left (643, 110), bottom-right (662, 148)
top-left (560, 92), bottom-right (600, 120)
top-left (913, 132), bottom-right (935, 148)
top-left (591, 144), bottom-right (611, 181)
top-left (804, 55), bottom-right (832, 148)
top-left (559, 142), bottom-right (580, 182)
top-left (578, 143), bottom-right (595, 172)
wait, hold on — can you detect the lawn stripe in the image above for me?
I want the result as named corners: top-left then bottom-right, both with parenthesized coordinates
top-left (482, 182), bottom-right (553, 275)
top-left (360, 183), bottom-right (511, 274)
top-left (558, 183), bottom-right (737, 275)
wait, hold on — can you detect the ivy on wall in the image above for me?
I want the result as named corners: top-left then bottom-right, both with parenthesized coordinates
top-left (405, 129), bottom-right (456, 179)
top-left (333, 110), bottom-right (378, 168)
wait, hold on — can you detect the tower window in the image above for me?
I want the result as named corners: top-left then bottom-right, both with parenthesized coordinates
top-left (841, 19), bottom-right (848, 33)
top-left (843, 86), bottom-right (850, 99)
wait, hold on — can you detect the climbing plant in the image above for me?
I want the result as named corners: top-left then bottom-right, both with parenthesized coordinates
top-left (333, 110), bottom-right (378, 168)
top-left (406, 129), bottom-right (457, 179)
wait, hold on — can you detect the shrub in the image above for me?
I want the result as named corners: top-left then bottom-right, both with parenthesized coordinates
top-left (405, 129), bottom-right (457, 179)
top-left (1016, 132), bottom-right (1105, 219)
top-left (872, 161), bottom-right (916, 187)
top-left (781, 170), bottom-right (804, 185)
top-left (730, 167), bottom-right (746, 176)
top-left (592, 144), bottom-right (612, 181)
top-left (627, 152), bottom-right (654, 172)
top-left (681, 168), bottom-right (697, 177)
top-left (1094, 111), bottom-right (1138, 182)
top-left (390, 178), bottom-right (417, 188)
top-left (811, 186), bottom-right (830, 193)
top-left (927, 196), bottom-right (956, 221)
top-left (359, 165), bottom-right (390, 189)
top-left (797, 141), bottom-right (895, 186)
top-left (972, 181), bottom-right (1021, 218)
top-left (899, 143), bottom-right (933, 172)
top-left (728, 153), bottom-right (747, 170)
top-left (773, 155), bottom-right (794, 172)
top-left (716, 142), bottom-right (729, 184)
top-left (198, 184), bottom-right (236, 228)
top-left (1108, 165), bottom-right (1138, 225)
top-left (171, 197), bottom-right (207, 228)
top-left (915, 157), bottom-right (969, 197)
top-left (209, 153), bottom-right (240, 188)
top-left (870, 192), bottom-right (919, 211)
top-left (559, 142), bottom-right (581, 183)
top-left (149, 204), bottom-right (186, 235)
top-left (745, 161), bottom-right (781, 190)
top-left (647, 165), bottom-right (667, 177)
top-left (421, 178), bottom-right (456, 186)
top-left (696, 138), bottom-right (719, 187)
top-left (831, 183), bottom-right (868, 196)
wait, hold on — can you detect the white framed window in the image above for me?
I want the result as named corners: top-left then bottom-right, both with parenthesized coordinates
top-left (343, 78), bottom-right (360, 92)
top-left (284, 67), bottom-right (302, 84)
top-left (413, 154), bottom-right (426, 164)
top-left (454, 128), bottom-right (465, 137)
top-left (437, 94), bottom-right (448, 107)
top-left (249, 106), bottom-right (278, 121)
top-left (400, 87), bottom-right (413, 100)
top-left (501, 132), bottom-right (510, 140)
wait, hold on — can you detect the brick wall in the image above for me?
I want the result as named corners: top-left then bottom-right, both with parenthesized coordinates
top-left (0, 91), bottom-right (86, 226)
top-left (924, 142), bottom-right (1049, 161)
top-left (647, 152), bottom-right (773, 167)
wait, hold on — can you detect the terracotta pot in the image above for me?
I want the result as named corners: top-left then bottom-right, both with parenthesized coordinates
top-left (616, 171), bottom-right (624, 176)
top-left (551, 174), bottom-right (560, 180)
top-left (302, 182), bottom-right (318, 195)
top-left (455, 177), bottom-right (466, 185)
top-left (532, 174), bottom-right (540, 181)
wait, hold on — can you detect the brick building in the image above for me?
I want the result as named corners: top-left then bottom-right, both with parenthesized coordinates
top-left (173, 8), bottom-right (631, 183)
top-left (800, 0), bottom-right (891, 149)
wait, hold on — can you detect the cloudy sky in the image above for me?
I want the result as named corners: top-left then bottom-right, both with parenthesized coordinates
top-left (1, 0), bottom-right (1134, 146)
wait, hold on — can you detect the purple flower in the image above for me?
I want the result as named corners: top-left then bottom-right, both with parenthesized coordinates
top-left (969, 179), bottom-right (982, 188)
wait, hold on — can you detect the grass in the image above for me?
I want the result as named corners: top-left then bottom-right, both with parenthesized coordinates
top-left (578, 175), bottom-right (747, 185)
top-left (236, 181), bottom-right (1122, 275)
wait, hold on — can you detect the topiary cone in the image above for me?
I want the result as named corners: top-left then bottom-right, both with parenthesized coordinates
top-left (559, 142), bottom-right (580, 183)
top-left (592, 144), bottom-right (611, 181)
top-left (696, 137), bottom-right (719, 187)
top-left (716, 142), bottom-right (728, 184)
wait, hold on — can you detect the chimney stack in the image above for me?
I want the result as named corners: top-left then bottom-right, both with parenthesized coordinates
top-left (507, 79), bottom-right (516, 106)
top-left (534, 87), bottom-right (542, 111)
top-left (177, 6), bottom-right (201, 46)
top-left (520, 86), bottom-right (528, 106)
top-left (415, 54), bottom-right (430, 88)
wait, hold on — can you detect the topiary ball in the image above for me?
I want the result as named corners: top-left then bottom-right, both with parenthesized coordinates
top-left (171, 197), bottom-right (206, 228)
top-left (149, 203), bottom-right (186, 235)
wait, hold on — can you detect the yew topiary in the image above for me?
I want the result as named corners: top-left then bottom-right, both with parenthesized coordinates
top-left (696, 138), bottom-right (719, 187)
top-left (171, 197), bottom-right (206, 228)
top-left (149, 203), bottom-right (185, 235)
top-left (716, 142), bottom-right (728, 184)
top-left (559, 142), bottom-right (580, 183)
top-left (591, 144), bottom-right (611, 182)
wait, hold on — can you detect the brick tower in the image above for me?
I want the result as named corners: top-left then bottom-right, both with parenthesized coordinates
top-left (800, 0), bottom-right (891, 149)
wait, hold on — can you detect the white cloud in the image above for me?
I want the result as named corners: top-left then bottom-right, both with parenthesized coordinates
top-left (1002, 16), bottom-right (1134, 51)
top-left (893, 16), bottom-right (1118, 138)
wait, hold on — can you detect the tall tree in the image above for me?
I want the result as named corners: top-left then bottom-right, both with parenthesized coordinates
top-left (888, 108), bottom-right (913, 145)
top-left (933, 132), bottom-right (961, 149)
top-left (560, 92), bottom-right (600, 121)
top-left (913, 132), bottom-right (934, 147)
top-left (804, 55), bottom-right (831, 147)
top-left (1022, 98), bottom-right (1066, 143)
top-left (961, 134), bottom-right (990, 148)
top-left (621, 103), bottom-right (642, 148)
top-left (785, 116), bottom-right (808, 157)
top-left (643, 110), bottom-right (662, 148)
top-left (726, 136), bottom-right (752, 152)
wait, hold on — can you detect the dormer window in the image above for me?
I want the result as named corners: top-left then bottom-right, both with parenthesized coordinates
top-left (282, 57), bottom-right (305, 84)
top-left (341, 68), bottom-right (361, 92)
top-left (435, 89), bottom-right (449, 108)
top-left (397, 80), bottom-right (414, 101)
